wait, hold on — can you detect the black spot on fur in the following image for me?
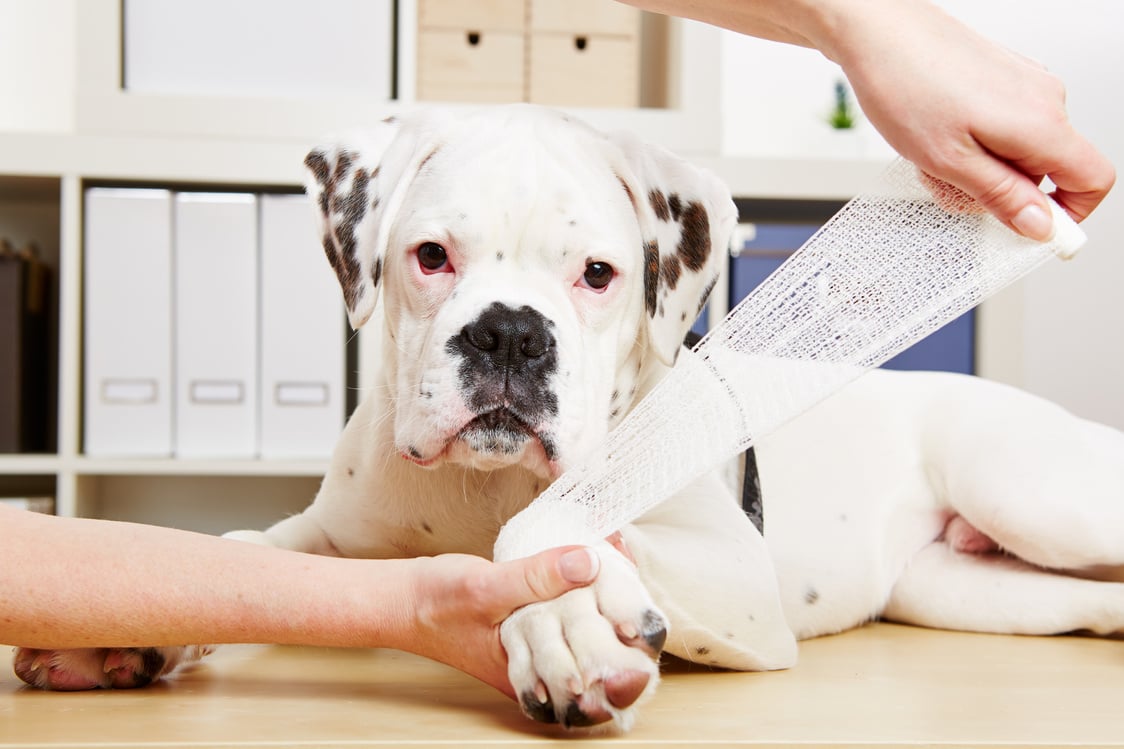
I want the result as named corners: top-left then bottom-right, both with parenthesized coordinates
top-left (677, 201), bottom-right (711, 272)
top-left (695, 646), bottom-right (710, 656)
top-left (307, 149), bottom-right (381, 311)
top-left (805, 588), bottom-right (820, 605)
top-left (649, 189), bottom-right (671, 222)
top-left (668, 193), bottom-right (684, 221)
top-left (347, 467), bottom-right (355, 477)
top-left (371, 257), bottom-right (383, 289)
top-left (407, 446), bottom-right (423, 459)
top-left (661, 253), bottom-right (682, 291)
top-left (421, 522), bottom-right (433, 534)
top-left (304, 151), bottom-right (331, 213)
top-left (643, 239), bottom-right (660, 317)
top-left (496, 251), bottom-right (504, 262)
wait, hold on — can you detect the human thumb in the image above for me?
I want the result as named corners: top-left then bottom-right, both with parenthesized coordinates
top-left (500, 546), bottom-right (600, 610)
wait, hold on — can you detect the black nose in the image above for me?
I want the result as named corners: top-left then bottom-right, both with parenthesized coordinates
top-left (460, 302), bottom-right (554, 369)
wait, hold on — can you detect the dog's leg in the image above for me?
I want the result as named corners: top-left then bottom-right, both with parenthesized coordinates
top-left (620, 473), bottom-right (798, 671)
top-left (924, 374), bottom-right (1124, 573)
top-left (13, 646), bottom-right (212, 691)
top-left (223, 511), bottom-right (342, 555)
top-left (884, 542), bottom-right (1124, 635)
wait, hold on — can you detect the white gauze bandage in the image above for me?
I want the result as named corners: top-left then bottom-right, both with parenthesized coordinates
top-left (494, 158), bottom-right (1086, 559)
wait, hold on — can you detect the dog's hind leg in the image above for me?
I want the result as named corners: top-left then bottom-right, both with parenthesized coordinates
top-left (923, 374), bottom-right (1124, 573)
top-left (883, 542), bottom-right (1124, 636)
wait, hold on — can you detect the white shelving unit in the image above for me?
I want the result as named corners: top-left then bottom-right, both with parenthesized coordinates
top-left (0, 0), bottom-right (888, 532)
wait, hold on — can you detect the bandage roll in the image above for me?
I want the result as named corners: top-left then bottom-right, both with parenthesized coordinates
top-left (495, 159), bottom-right (1086, 560)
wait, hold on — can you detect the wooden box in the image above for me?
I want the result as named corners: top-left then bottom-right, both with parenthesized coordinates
top-left (416, 0), bottom-right (526, 103)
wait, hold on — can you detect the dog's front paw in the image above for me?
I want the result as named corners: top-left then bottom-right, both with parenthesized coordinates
top-left (501, 546), bottom-right (667, 732)
top-left (12, 646), bottom-right (209, 690)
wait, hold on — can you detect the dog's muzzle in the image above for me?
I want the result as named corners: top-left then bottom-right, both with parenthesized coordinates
top-left (446, 302), bottom-right (560, 459)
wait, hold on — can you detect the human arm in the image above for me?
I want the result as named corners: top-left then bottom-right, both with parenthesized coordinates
top-left (618, 0), bottom-right (1115, 240)
top-left (0, 505), bottom-right (598, 696)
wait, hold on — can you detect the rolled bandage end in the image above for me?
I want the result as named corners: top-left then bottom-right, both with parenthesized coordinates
top-left (1048, 199), bottom-right (1086, 261)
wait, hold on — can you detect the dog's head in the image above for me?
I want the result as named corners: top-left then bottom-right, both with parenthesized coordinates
top-left (306, 105), bottom-right (735, 479)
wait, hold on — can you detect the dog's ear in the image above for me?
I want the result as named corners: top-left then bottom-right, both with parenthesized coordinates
top-left (607, 132), bottom-right (737, 366)
top-left (303, 116), bottom-right (441, 329)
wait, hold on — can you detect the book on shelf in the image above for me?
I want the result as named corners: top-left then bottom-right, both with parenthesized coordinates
top-left (0, 240), bottom-right (51, 454)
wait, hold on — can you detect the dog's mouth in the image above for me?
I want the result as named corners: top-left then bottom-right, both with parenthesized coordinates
top-left (457, 408), bottom-right (542, 456)
top-left (400, 406), bottom-right (560, 475)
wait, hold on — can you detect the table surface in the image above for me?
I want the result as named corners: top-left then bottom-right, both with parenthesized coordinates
top-left (1, 623), bottom-right (1121, 748)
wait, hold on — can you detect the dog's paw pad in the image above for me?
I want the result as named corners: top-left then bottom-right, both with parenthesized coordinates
top-left (13, 649), bottom-right (99, 691)
top-left (603, 669), bottom-right (651, 709)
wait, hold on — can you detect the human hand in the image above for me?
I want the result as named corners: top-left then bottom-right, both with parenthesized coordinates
top-left (401, 546), bottom-right (600, 697)
top-left (820, 0), bottom-right (1115, 240)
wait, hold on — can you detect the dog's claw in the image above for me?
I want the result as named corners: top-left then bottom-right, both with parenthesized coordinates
top-left (520, 689), bottom-right (559, 724)
top-left (641, 610), bottom-right (668, 654)
top-left (616, 608), bottom-right (668, 657)
top-left (564, 698), bottom-right (610, 728)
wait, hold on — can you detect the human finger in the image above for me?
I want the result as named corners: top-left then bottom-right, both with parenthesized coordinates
top-left (485, 546), bottom-right (600, 616)
top-left (1040, 136), bottom-right (1116, 223)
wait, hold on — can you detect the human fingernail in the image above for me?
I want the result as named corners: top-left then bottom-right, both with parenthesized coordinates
top-left (559, 547), bottom-right (599, 583)
top-left (1012, 203), bottom-right (1055, 242)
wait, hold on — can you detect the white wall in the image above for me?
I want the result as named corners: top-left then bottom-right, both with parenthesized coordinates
top-left (941, 0), bottom-right (1124, 429)
top-left (0, 0), bottom-right (75, 133)
top-left (719, 0), bottom-right (1124, 429)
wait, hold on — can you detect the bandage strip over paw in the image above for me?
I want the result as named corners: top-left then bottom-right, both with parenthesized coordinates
top-left (494, 159), bottom-right (1087, 559)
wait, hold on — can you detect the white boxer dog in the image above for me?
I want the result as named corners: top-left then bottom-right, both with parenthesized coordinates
top-left (15, 105), bottom-right (1124, 733)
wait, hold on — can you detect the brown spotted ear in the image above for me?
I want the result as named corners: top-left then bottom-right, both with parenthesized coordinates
top-left (607, 132), bottom-right (737, 366)
top-left (303, 116), bottom-right (441, 329)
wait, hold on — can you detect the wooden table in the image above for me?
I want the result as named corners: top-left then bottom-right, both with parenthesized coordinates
top-left (2, 623), bottom-right (1121, 747)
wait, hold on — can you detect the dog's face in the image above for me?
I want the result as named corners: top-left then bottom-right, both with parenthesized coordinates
top-left (306, 105), bottom-right (735, 479)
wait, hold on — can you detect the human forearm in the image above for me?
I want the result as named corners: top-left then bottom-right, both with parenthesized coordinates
top-left (613, 0), bottom-right (855, 52)
top-left (618, 0), bottom-right (1114, 234)
top-left (0, 507), bottom-right (411, 650)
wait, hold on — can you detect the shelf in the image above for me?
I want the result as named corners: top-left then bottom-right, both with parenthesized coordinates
top-left (71, 457), bottom-right (330, 478)
top-left (0, 454), bottom-right (62, 475)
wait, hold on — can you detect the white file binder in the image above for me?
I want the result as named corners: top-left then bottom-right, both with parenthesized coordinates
top-left (258, 194), bottom-right (346, 459)
top-left (173, 192), bottom-right (259, 458)
top-left (83, 188), bottom-right (173, 456)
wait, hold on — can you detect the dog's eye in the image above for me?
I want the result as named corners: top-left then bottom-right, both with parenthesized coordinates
top-left (417, 242), bottom-right (449, 272)
top-left (582, 261), bottom-right (614, 291)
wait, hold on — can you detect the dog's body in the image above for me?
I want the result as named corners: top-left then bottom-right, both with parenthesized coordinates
top-left (16, 105), bottom-right (1124, 732)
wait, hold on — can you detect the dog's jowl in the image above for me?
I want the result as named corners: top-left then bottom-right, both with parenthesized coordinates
top-left (17, 104), bottom-right (1124, 736)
